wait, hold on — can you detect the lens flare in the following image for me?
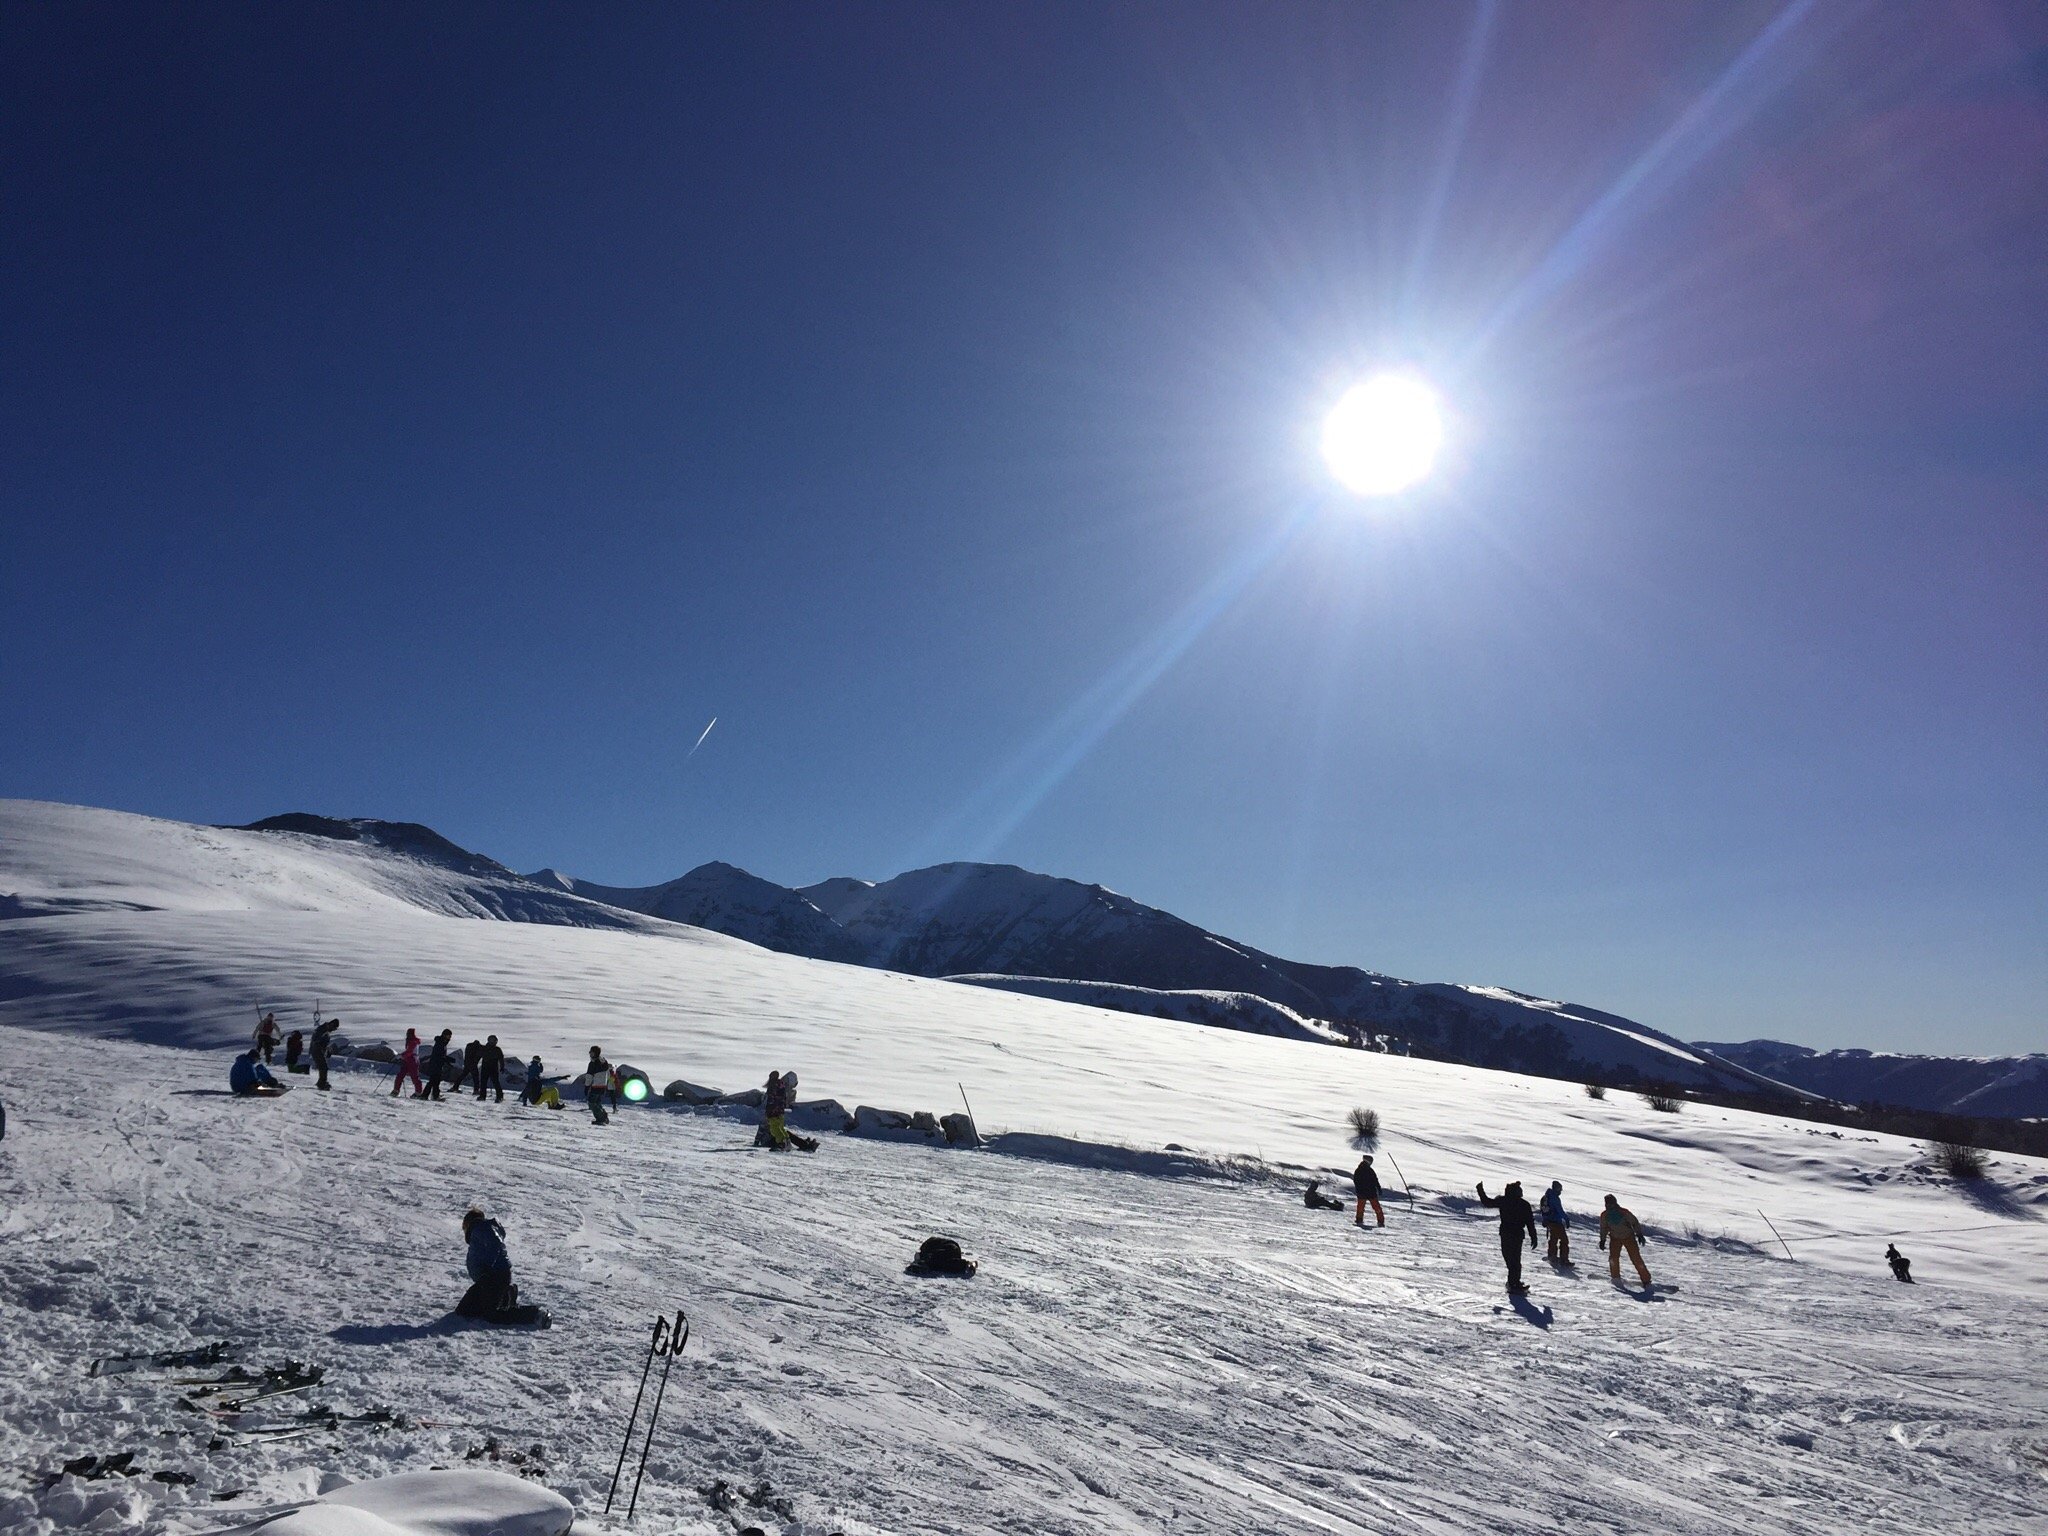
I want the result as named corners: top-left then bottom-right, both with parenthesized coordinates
top-left (1320, 374), bottom-right (1444, 497)
top-left (621, 1074), bottom-right (650, 1103)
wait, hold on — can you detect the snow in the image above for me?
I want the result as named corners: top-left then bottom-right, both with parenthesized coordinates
top-left (4, 799), bottom-right (2048, 1532)
top-left (273, 1472), bottom-right (572, 1536)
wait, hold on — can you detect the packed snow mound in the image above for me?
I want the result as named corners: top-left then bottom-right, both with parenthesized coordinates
top-left (272, 1471), bottom-right (572, 1536)
top-left (536, 861), bottom-right (866, 964)
top-left (0, 800), bottom-right (652, 931)
top-left (1700, 1038), bottom-right (2048, 1119)
top-left (949, 974), bottom-right (1352, 1045)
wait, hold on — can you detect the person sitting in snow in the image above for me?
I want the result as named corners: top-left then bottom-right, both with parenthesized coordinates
top-left (1304, 1179), bottom-right (1345, 1211)
top-left (229, 1047), bottom-right (287, 1097)
top-left (1886, 1243), bottom-right (1913, 1283)
top-left (521, 1055), bottom-right (559, 1108)
top-left (457, 1207), bottom-right (516, 1318)
top-left (284, 1029), bottom-right (307, 1073)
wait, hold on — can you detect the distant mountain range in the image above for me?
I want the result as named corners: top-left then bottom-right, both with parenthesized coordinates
top-left (217, 815), bottom-right (2040, 1119)
top-left (1697, 1040), bottom-right (2048, 1121)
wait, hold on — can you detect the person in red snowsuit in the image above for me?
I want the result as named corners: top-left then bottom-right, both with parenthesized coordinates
top-left (390, 1027), bottom-right (424, 1097)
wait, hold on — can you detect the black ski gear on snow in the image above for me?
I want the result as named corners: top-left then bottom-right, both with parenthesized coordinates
top-left (1476, 1181), bottom-right (1539, 1293)
top-left (1886, 1243), bottom-right (1912, 1282)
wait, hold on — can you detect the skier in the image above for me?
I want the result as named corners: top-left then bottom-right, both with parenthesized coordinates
top-left (229, 1048), bottom-right (287, 1097)
top-left (1476, 1180), bottom-right (1539, 1295)
top-left (582, 1047), bottom-right (612, 1124)
top-left (1540, 1180), bottom-right (1571, 1263)
top-left (1353, 1154), bottom-right (1385, 1227)
top-left (452, 1038), bottom-right (484, 1094)
top-left (310, 1018), bottom-right (339, 1091)
top-left (761, 1070), bottom-right (792, 1149)
top-left (1599, 1194), bottom-right (1653, 1287)
top-left (390, 1028), bottom-right (424, 1097)
top-left (284, 1029), bottom-right (307, 1074)
top-left (1886, 1243), bottom-right (1913, 1283)
top-left (253, 1013), bottom-right (281, 1066)
top-left (1304, 1180), bottom-right (1345, 1211)
top-left (475, 1035), bottom-right (505, 1102)
top-left (421, 1029), bottom-right (454, 1101)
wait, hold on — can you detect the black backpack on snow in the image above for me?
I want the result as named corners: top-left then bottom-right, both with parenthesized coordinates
top-left (909, 1236), bottom-right (976, 1277)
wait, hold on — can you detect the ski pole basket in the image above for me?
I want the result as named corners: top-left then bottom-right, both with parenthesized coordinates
top-left (605, 1308), bottom-right (689, 1522)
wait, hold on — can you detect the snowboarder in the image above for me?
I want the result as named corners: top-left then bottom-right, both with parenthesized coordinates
top-left (1354, 1155), bottom-right (1385, 1227)
top-left (583, 1047), bottom-right (612, 1124)
top-left (762, 1070), bottom-right (792, 1150)
top-left (453, 1037), bottom-right (484, 1094)
top-left (390, 1028), bottom-right (424, 1097)
top-left (520, 1054), bottom-right (551, 1106)
top-left (1304, 1180), bottom-right (1345, 1211)
top-left (1599, 1194), bottom-right (1653, 1287)
top-left (421, 1029), bottom-right (454, 1101)
top-left (475, 1035), bottom-right (505, 1102)
top-left (1886, 1243), bottom-right (1913, 1283)
top-left (1540, 1180), bottom-right (1571, 1263)
top-left (310, 1019), bottom-right (339, 1091)
top-left (253, 1013), bottom-right (281, 1065)
top-left (284, 1029), bottom-right (307, 1074)
top-left (456, 1208), bottom-right (547, 1325)
top-left (229, 1048), bottom-right (287, 1097)
top-left (1476, 1180), bottom-right (1539, 1294)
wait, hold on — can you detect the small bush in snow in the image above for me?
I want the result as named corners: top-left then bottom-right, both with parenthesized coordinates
top-left (1583, 1083), bottom-right (1606, 1101)
top-left (1640, 1091), bottom-right (1682, 1113)
top-left (1931, 1139), bottom-right (1988, 1180)
top-left (1347, 1106), bottom-right (1380, 1143)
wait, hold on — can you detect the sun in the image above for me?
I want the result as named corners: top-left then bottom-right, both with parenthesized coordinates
top-left (1320, 373), bottom-right (1444, 497)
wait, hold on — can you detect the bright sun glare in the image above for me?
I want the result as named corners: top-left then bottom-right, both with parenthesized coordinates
top-left (1320, 374), bottom-right (1444, 497)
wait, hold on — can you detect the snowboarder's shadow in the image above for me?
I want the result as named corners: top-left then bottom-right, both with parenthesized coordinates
top-left (1508, 1294), bottom-right (1553, 1329)
top-left (330, 1317), bottom-right (467, 1346)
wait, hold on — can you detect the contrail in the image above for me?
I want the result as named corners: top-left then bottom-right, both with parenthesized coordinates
top-left (686, 717), bottom-right (717, 759)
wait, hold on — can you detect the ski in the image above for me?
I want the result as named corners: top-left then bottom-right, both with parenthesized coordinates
top-left (89, 1341), bottom-right (233, 1378)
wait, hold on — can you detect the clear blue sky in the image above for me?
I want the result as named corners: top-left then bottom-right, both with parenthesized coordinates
top-left (4, 4), bottom-right (2043, 1054)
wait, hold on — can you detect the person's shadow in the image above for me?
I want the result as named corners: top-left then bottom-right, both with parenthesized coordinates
top-left (330, 1317), bottom-right (464, 1346)
top-left (1509, 1293), bottom-right (1554, 1329)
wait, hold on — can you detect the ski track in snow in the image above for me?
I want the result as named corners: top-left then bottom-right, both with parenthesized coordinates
top-left (2, 1028), bottom-right (2044, 1536)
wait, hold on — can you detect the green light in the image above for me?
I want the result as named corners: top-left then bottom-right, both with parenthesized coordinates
top-left (621, 1075), bottom-right (650, 1103)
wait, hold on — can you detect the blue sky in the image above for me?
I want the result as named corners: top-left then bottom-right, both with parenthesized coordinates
top-left (4, 4), bottom-right (2043, 1053)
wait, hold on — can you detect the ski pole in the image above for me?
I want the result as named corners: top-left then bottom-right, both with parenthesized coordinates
top-left (1383, 1147), bottom-right (1415, 1203)
top-left (627, 1310), bottom-right (688, 1522)
top-left (1758, 1209), bottom-right (1793, 1261)
top-left (604, 1315), bottom-right (668, 1515)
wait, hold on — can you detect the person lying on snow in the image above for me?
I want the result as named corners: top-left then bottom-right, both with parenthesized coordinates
top-left (1304, 1179), bottom-right (1345, 1211)
top-left (456, 1208), bottom-right (548, 1325)
top-left (230, 1048), bottom-right (288, 1097)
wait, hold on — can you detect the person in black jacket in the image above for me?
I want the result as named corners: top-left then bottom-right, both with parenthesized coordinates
top-left (453, 1038), bottom-right (483, 1094)
top-left (421, 1030), bottom-right (453, 1101)
top-left (1476, 1180), bottom-right (1539, 1294)
top-left (1354, 1155), bottom-right (1385, 1227)
top-left (1304, 1180), bottom-right (1345, 1211)
top-left (309, 1019), bottom-right (339, 1091)
top-left (1886, 1243), bottom-right (1912, 1282)
top-left (475, 1035), bottom-right (505, 1102)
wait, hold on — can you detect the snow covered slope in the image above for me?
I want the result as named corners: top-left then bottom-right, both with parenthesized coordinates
top-left (1702, 1039), bottom-right (2048, 1120)
top-left (2, 799), bottom-right (2042, 1298)
top-left (531, 862), bottom-right (866, 964)
top-left (949, 973), bottom-right (1354, 1045)
top-left (2, 1026), bottom-right (2044, 1536)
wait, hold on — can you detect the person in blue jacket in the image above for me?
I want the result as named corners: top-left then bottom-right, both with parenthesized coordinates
top-left (1540, 1179), bottom-right (1571, 1263)
top-left (457, 1208), bottom-right (515, 1317)
top-left (229, 1048), bottom-right (287, 1097)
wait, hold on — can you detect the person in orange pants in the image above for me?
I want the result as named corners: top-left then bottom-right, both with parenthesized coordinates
top-left (1353, 1154), bottom-right (1385, 1227)
top-left (1599, 1194), bottom-right (1652, 1286)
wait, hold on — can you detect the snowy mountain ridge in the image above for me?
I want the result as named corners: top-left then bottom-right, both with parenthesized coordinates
top-left (1699, 1039), bottom-right (2048, 1120)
